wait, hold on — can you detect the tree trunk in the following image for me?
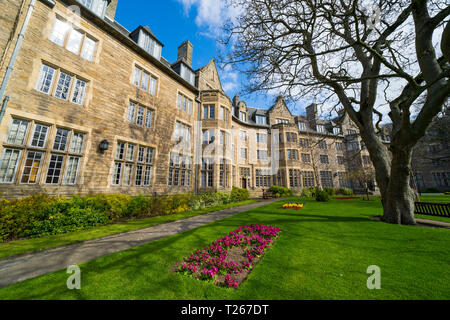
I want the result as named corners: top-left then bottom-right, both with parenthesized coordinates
top-left (382, 148), bottom-right (416, 225)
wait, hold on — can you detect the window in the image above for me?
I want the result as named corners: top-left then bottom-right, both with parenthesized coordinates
top-left (53, 129), bottom-right (69, 151)
top-left (298, 122), bottom-right (307, 131)
top-left (289, 169), bottom-right (301, 188)
top-left (220, 131), bottom-right (226, 145)
top-left (179, 64), bottom-right (195, 86)
top-left (30, 124), bottom-right (49, 148)
top-left (347, 129), bottom-right (357, 135)
top-left (286, 132), bottom-right (297, 143)
top-left (348, 142), bottom-right (359, 151)
top-left (338, 172), bottom-right (351, 188)
top-left (320, 155), bottom-right (329, 164)
top-left (414, 173), bottom-right (425, 189)
top-left (20, 151), bottom-right (43, 184)
top-left (333, 127), bottom-right (341, 135)
top-left (318, 140), bottom-right (327, 150)
top-left (66, 29), bottom-right (83, 54)
top-left (6, 119), bottom-right (29, 145)
top-left (241, 148), bottom-right (247, 159)
top-left (177, 93), bottom-right (192, 114)
top-left (257, 150), bottom-right (268, 160)
top-left (428, 144), bottom-right (442, 153)
top-left (201, 158), bottom-right (214, 187)
top-left (316, 125), bottom-right (326, 133)
top-left (168, 152), bottom-right (192, 187)
top-left (137, 28), bottom-right (162, 60)
top-left (77, 0), bottom-right (107, 17)
top-left (335, 142), bottom-right (344, 151)
top-left (432, 172), bottom-right (449, 187)
top-left (255, 115), bottom-right (266, 125)
top-left (174, 122), bottom-right (191, 144)
top-left (337, 156), bottom-right (345, 165)
top-left (220, 106), bottom-right (225, 120)
top-left (126, 102), bottom-right (153, 128)
top-left (320, 171), bottom-right (333, 187)
top-left (301, 153), bottom-right (311, 163)
top-left (276, 118), bottom-right (289, 124)
top-left (287, 149), bottom-right (299, 160)
top-left (276, 169), bottom-right (286, 187)
top-left (36, 65), bottom-right (56, 94)
top-left (71, 79), bottom-right (87, 105)
top-left (113, 141), bottom-right (154, 186)
top-left (240, 111), bottom-right (247, 122)
top-left (202, 129), bottom-right (215, 145)
top-left (69, 132), bottom-right (84, 154)
top-left (303, 171), bottom-right (315, 187)
top-left (133, 66), bottom-right (158, 95)
top-left (203, 105), bottom-right (215, 119)
top-left (0, 149), bottom-right (21, 183)
top-left (49, 17), bottom-right (97, 61)
top-left (240, 130), bottom-right (247, 142)
top-left (255, 169), bottom-right (272, 187)
top-left (46, 154), bottom-right (65, 184)
top-left (36, 64), bottom-right (88, 105)
top-left (256, 133), bottom-right (267, 144)
top-left (219, 158), bottom-right (230, 188)
top-left (299, 138), bottom-right (310, 148)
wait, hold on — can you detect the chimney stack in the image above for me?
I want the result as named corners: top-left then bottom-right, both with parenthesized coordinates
top-left (178, 40), bottom-right (193, 68)
top-left (306, 103), bottom-right (318, 126)
top-left (105, 0), bottom-right (119, 20)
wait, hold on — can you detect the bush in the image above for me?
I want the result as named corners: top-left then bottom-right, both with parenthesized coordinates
top-left (231, 187), bottom-right (249, 202)
top-left (301, 187), bottom-right (316, 197)
top-left (421, 187), bottom-right (440, 193)
top-left (336, 188), bottom-right (353, 196)
top-left (315, 190), bottom-right (330, 202)
top-left (269, 185), bottom-right (293, 197)
top-left (323, 187), bottom-right (335, 196)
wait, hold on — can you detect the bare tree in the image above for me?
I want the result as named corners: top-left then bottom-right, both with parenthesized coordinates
top-left (347, 166), bottom-right (376, 200)
top-left (221, 0), bottom-right (450, 224)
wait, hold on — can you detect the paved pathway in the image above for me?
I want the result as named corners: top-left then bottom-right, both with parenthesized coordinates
top-left (0, 199), bottom-right (278, 288)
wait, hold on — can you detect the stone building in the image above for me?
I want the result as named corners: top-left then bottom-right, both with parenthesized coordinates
top-left (0, 0), bottom-right (380, 199)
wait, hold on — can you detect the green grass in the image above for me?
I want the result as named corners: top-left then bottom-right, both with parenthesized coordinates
top-left (0, 197), bottom-right (449, 300)
top-left (0, 200), bottom-right (256, 261)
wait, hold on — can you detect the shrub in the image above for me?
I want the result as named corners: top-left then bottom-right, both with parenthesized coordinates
top-left (323, 187), bottom-right (335, 196)
top-left (422, 187), bottom-right (440, 193)
top-left (301, 187), bottom-right (316, 197)
top-left (336, 188), bottom-right (353, 196)
top-left (269, 186), bottom-right (293, 197)
top-left (315, 190), bottom-right (330, 202)
top-left (231, 187), bottom-right (249, 202)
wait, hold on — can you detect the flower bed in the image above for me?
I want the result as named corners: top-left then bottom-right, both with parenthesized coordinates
top-left (173, 224), bottom-right (281, 289)
top-left (279, 203), bottom-right (304, 210)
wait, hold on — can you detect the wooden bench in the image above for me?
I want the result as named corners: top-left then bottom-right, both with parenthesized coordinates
top-left (414, 202), bottom-right (450, 218)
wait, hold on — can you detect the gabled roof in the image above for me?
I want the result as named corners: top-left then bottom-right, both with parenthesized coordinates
top-left (196, 58), bottom-right (224, 92)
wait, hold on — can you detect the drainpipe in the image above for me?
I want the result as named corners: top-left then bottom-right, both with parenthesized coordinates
top-left (194, 96), bottom-right (202, 195)
top-left (0, 0), bottom-right (36, 124)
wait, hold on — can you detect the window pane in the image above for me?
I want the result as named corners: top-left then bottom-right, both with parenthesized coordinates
top-left (133, 67), bottom-right (141, 86)
top-left (30, 124), bottom-right (49, 148)
top-left (141, 72), bottom-right (149, 91)
top-left (81, 36), bottom-right (96, 61)
top-left (145, 109), bottom-right (153, 128)
top-left (126, 144), bottom-right (135, 161)
top-left (54, 72), bottom-right (72, 100)
top-left (137, 106), bottom-right (145, 126)
top-left (66, 29), bottom-right (83, 54)
top-left (135, 165), bottom-right (143, 186)
top-left (63, 156), bottom-right (80, 185)
top-left (138, 147), bottom-right (145, 162)
top-left (53, 128), bottom-right (69, 151)
top-left (69, 132), bottom-right (85, 154)
top-left (127, 102), bottom-right (136, 123)
top-left (71, 79), bottom-right (87, 105)
top-left (49, 18), bottom-right (69, 46)
top-left (21, 151), bottom-right (43, 184)
top-left (149, 77), bottom-right (157, 95)
top-left (116, 142), bottom-right (125, 160)
top-left (46, 154), bottom-right (65, 184)
top-left (123, 163), bottom-right (133, 186)
top-left (0, 149), bottom-right (21, 183)
top-left (112, 162), bottom-right (122, 185)
top-left (146, 148), bottom-right (153, 163)
top-left (144, 166), bottom-right (152, 186)
top-left (7, 119), bottom-right (29, 145)
top-left (36, 65), bottom-right (56, 94)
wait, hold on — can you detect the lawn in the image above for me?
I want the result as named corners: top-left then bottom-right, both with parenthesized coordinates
top-left (0, 200), bottom-right (256, 261)
top-left (0, 196), bottom-right (448, 300)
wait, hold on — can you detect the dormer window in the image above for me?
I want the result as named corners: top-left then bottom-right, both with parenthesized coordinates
top-left (333, 127), bottom-right (341, 135)
top-left (298, 122), bottom-right (307, 131)
top-left (255, 115), bottom-right (266, 125)
top-left (316, 125), bottom-right (325, 133)
top-left (240, 112), bottom-right (247, 122)
top-left (77, 0), bottom-right (108, 18)
top-left (137, 29), bottom-right (162, 60)
top-left (180, 64), bottom-right (195, 86)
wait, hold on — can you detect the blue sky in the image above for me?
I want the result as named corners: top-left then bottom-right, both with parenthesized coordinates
top-left (114, 0), bottom-right (306, 114)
